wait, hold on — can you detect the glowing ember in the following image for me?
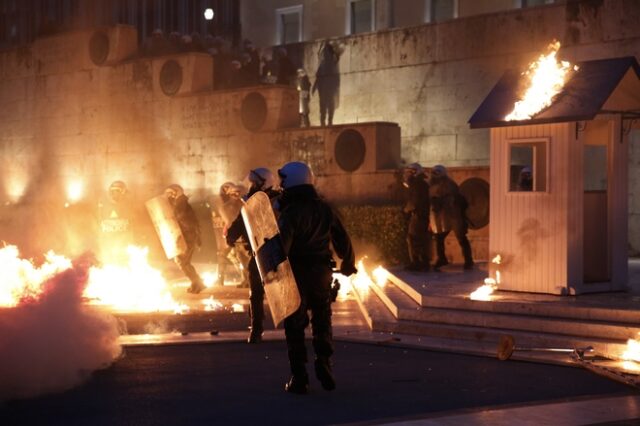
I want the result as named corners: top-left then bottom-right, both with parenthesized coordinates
top-left (505, 40), bottom-right (578, 121)
top-left (372, 266), bottom-right (389, 288)
top-left (202, 271), bottom-right (219, 288)
top-left (231, 303), bottom-right (244, 313)
top-left (85, 245), bottom-right (186, 313)
top-left (622, 333), bottom-right (640, 363)
top-left (470, 278), bottom-right (498, 301)
top-left (66, 180), bottom-right (85, 205)
top-left (332, 272), bottom-right (352, 300)
top-left (492, 254), bottom-right (502, 285)
top-left (5, 173), bottom-right (28, 203)
top-left (203, 295), bottom-right (223, 311)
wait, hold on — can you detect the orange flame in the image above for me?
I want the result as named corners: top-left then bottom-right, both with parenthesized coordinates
top-left (0, 245), bottom-right (72, 307)
top-left (470, 254), bottom-right (503, 301)
top-left (85, 245), bottom-right (187, 313)
top-left (0, 244), bottom-right (188, 314)
top-left (470, 278), bottom-right (497, 301)
top-left (505, 41), bottom-right (578, 121)
top-left (622, 333), bottom-right (640, 363)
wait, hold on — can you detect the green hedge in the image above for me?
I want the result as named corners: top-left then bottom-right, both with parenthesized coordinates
top-left (336, 204), bottom-right (408, 266)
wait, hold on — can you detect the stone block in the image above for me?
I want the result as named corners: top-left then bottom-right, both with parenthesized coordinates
top-left (0, 48), bottom-right (37, 81)
top-left (34, 25), bottom-right (138, 75)
top-left (152, 53), bottom-right (212, 98)
top-left (316, 170), bottom-right (397, 204)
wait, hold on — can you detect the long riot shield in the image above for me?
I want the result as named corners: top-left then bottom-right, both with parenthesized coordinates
top-left (241, 192), bottom-right (301, 327)
top-left (145, 195), bottom-right (188, 259)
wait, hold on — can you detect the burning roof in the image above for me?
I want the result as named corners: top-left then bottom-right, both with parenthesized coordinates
top-left (469, 56), bottom-right (640, 129)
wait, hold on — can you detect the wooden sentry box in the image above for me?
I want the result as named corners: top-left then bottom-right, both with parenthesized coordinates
top-left (469, 57), bottom-right (640, 295)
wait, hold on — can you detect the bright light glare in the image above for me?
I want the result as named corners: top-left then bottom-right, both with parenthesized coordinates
top-left (66, 180), bottom-right (84, 204)
top-left (204, 8), bottom-right (214, 20)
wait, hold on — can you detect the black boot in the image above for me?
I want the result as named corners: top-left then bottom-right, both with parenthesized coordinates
top-left (433, 258), bottom-right (449, 270)
top-left (314, 357), bottom-right (336, 391)
top-left (247, 328), bottom-right (263, 344)
top-left (284, 373), bottom-right (309, 394)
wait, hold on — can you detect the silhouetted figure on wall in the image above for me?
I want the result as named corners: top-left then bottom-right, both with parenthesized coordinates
top-left (312, 42), bottom-right (340, 126)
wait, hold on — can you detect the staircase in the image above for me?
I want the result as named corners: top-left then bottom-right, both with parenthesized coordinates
top-left (349, 264), bottom-right (640, 364)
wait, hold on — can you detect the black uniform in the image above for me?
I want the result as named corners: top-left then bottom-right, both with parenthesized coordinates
top-left (226, 187), bottom-right (280, 341)
top-left (404, 173), bottom-right (431, 271)
top-left (429, 175), bottom-right (474, 269)
top-left (226, 209), bottom-right (264, 341)
top-left (172, 194), bottom-right (205, 292)
top-left (278, 184), bottom-right (355, 391)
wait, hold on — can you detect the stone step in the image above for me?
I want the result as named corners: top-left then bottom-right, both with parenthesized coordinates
top-left (398, 304), bottom-right (640, 341)
top-left (388, 271), bottom-right (640, 325)
top-left (374, 279), bottom-right (640, 341)
top-left (349, 284), bottom-right (628, 363)
top-left (349, 281), bottom-right (398, 330)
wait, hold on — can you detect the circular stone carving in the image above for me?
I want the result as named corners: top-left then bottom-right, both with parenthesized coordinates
top-left (460, 177), bottom-right (490, 230)
top-left (240, 92), bottom-right (268, 132)
top-left (89, 31), bottom-right (110, 66)
top-left (160, 60), bottom-right (183, 96)
top-left (334, 129), bottom-right (366, 172)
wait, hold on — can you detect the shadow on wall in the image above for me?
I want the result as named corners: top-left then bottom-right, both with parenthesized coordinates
top-left (312, 41), bottom-right (342, 127)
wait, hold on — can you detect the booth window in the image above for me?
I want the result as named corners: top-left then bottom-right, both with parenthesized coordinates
top-left (508, 140), bottom-right (547, 192)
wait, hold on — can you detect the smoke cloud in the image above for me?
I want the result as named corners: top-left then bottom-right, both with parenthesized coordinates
top-left (0, 254), bottom-right (122, 401)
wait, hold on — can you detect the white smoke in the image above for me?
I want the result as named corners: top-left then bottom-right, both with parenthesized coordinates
top-left (0, 254), bottom-right (122, 401)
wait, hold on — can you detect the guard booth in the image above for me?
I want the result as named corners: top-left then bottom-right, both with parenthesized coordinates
top-left (469, 57), bottom-right (640, 295)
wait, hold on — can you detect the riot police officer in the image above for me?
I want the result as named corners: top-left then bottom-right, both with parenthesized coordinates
top-left (429, 165), bottom-right (474, 270)
top-left (403, 163), bottom-right (431, 271)
top-left (97, 180), bottom-right (134, 264)
top-left (165, 184), bottom-right (206, 293)
top-left (226, 168), bottom-right (280, 343)
top-left (277, 161), bottom-right (356, 394)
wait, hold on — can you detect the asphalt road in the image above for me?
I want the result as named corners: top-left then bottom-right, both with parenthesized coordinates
top-left (0, 340), bottom-right (633, 426)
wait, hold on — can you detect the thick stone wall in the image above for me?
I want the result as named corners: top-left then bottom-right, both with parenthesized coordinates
top-left (1, 0), bottom-right (639, 258)
top-left (280, 0), bottom-right (640, 250)
top-left (0, 26), bottom-right (305, 257)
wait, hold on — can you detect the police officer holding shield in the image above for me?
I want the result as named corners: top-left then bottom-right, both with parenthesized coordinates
top-left (165, 184), bottom-right (206, 294)
top-left (226, 168), bottom-right (280, 343)
top-left (277, 161), bottom-right (356, 394)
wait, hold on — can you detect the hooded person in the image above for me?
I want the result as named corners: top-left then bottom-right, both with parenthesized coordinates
top-left (517, 166), bottom-right (533, 191)
top-left (296, 68), bottom-right (311, 127)
top-left (402, 163), bottom-right (431, 271)
top-left (226, 168), bottom-right (280, 343)
top-left (277, 161), bottom-right (356, 394)
top-left (429, 165), bottom-right (474, 270)
top-left (165, 184), bottom-right (206, 293)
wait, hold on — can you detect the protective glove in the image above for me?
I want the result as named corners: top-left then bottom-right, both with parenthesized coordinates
top-left (340, 262), bottom-right (357, 277)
